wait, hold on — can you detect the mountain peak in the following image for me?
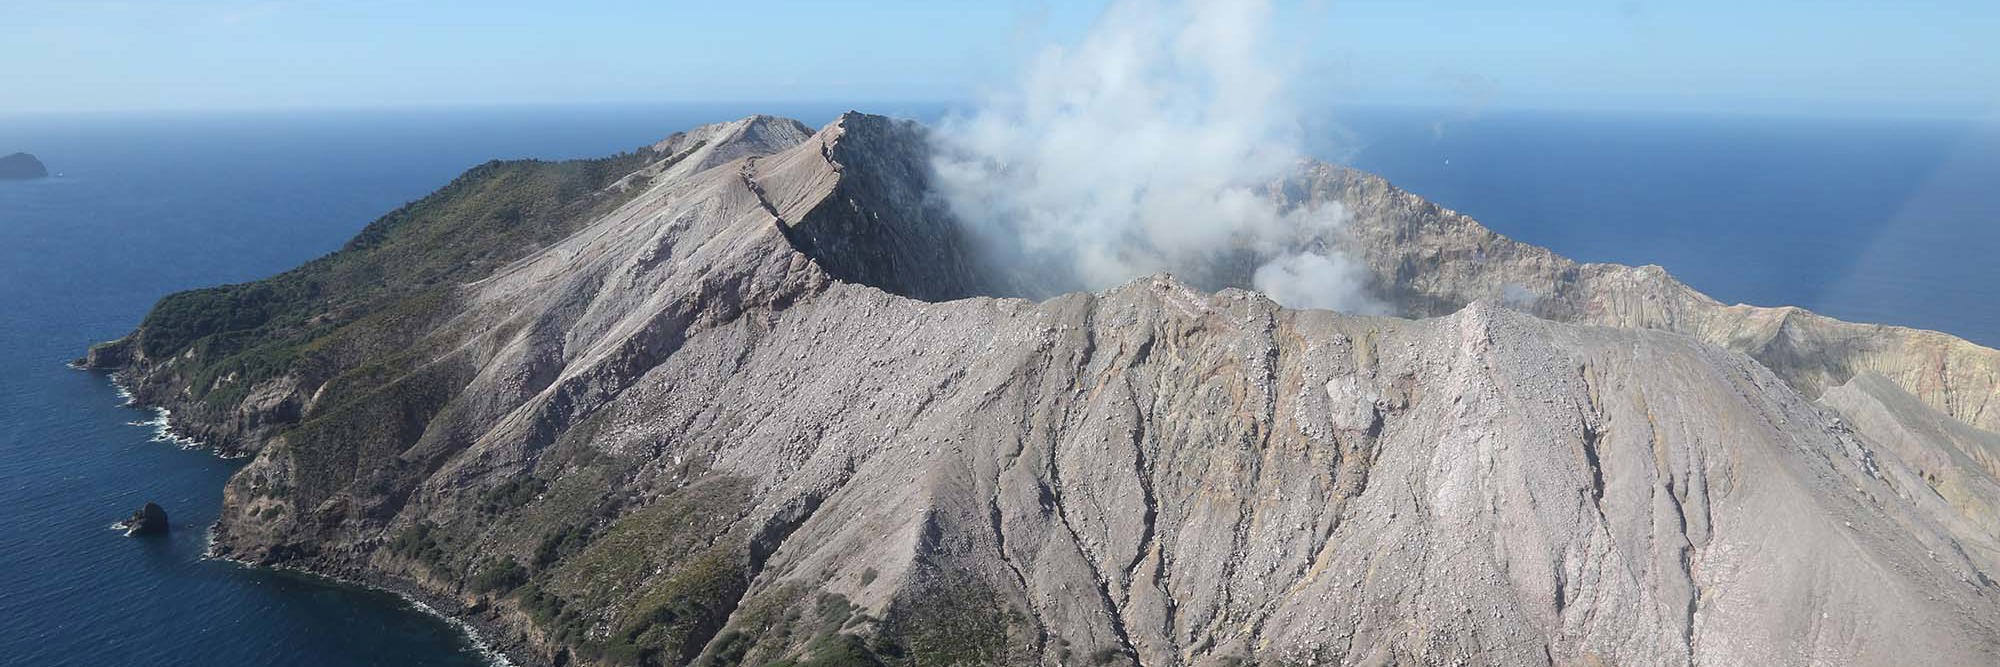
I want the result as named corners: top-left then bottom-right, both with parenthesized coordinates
top-left (648, 114), bottom-right (813, 169)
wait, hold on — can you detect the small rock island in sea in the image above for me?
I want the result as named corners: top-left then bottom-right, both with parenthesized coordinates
top-left (0, 152), bottom-right (49, 180)
top-left (118, 502), bottom-right (169, 536)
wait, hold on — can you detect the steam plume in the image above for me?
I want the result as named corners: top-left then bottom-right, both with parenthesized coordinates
top-left (930, 0), bottom-right (1381, 313)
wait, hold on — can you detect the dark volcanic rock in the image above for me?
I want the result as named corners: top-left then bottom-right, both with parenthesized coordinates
top-left (0, 152), bottom-right (47, 180)
top-left (120, 502), bottom-right (169, 536)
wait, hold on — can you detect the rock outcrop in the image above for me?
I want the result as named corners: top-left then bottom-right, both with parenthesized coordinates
top-left (0, 152), bottom-right (47, 180)
top-left (1298, 163), bottom-right (2000, 434)
top-left (89, 113), bottom-right (2000, 667)
top-left (120, 502), bottom-right (170, 536)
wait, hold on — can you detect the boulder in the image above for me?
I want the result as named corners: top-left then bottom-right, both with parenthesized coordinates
top-left (120, 502), bottom-right (169, 536)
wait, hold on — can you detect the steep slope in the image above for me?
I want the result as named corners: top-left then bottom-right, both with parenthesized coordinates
top-left (1823, 373), bottom-right (2000, 541)
top-left (1297, 164), bottom-right (2000, 433)
top-left (77, 140), bottom-right (674, 454)
top-left (90, 113), bottom-right (2000, 667)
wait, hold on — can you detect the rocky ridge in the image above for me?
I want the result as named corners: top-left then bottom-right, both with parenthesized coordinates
top-left (1304, 163), bottom-right (2000, 433)
top-left (88, 113), bottom-right (2000, 666)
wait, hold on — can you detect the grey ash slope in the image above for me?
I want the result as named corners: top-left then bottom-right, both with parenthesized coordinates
top-left (95, 113), bottom-right (2000, 667)
top-left (1308, 164), bottom-right (2000, 434)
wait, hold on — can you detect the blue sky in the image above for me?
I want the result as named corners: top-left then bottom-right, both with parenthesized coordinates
top-left (3, 0), bottom-right (1996, 117)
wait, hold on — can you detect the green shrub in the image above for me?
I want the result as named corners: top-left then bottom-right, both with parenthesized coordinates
top-left (798, 633), bottom-right (883, 667)
top-left (479, 477), bottom-right (546, 515)
top-left (388, 522), bottom-right (447, 568)
top-left (471, 556), bottom-right (529, 594)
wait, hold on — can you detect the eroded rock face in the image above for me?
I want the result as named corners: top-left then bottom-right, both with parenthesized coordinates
top-left (95, 113), bottom-right (2000, 666)
top-left (1823, 373), bottom-right (2000, 542)
top-left (1297, 163), bottom-right (2000, 434)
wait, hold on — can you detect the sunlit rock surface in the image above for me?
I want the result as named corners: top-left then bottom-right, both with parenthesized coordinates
top-left (94, 114), bottom-right (2000, 666)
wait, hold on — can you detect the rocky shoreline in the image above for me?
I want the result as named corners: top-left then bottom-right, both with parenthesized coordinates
top-left (211, 553), bottom-right (537, 667)
top-left (91, 365), bottom-right (539, 667)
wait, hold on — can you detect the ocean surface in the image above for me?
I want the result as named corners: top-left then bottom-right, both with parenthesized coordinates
top-left (0, 103), bottom-right (1994, 665)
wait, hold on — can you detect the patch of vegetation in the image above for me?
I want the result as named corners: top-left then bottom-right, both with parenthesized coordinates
top-left (281, 357), bottom-right (472, 509)
top-left (601, 551), bottom-right (747, 665)
top-left (121, 147), bottom-right (663, 484)
top-left (693, 583), bottom-right (810, 667)
top-left (136, 150), bottom-right (658, 365)
top-left (791, 633), bottom-right (885, 667)
top-left (691, 578), bottom-right (1051, 667)
top-left (140, 282), bottom-right (304, 360)
top-left (814, 592), bottom-right (856, 629)
top-left (506, 439), bottom-right (626, 566)
top-left (883, 577), bottom-right (1030, 667)
top-left (108, 148), bottom-right (669, 587)
top-left (545, 477), bottom-right (752, 601)
top-left (695, 588), bottom-right (893, 667)
top-left (702, 629), bottom-right (757, 667)
top-left (516, 477), bottom-right (759, 666)
top-left (534, 523), bottom-right (590, 570)
top-left (471, 556), bottom-right (529, 594)
top-left (1089, 647), bottom-right (1129, 665)
top-left (479, 476), bottom-right (547, 516)
top-left (389, 521), bottom-right (448, 569)
top-left (523, 550), bottom-right (748, 667)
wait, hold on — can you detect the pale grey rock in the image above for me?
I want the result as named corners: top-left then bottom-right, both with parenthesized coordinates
top-left (1823, 372), bottom-right (2000, 561)
top-left (1291, 164), bottom-right (2000, 434)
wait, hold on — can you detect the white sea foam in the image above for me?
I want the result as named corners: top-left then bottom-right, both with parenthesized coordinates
top-left (143, 407), bottom-right (203, 450)
top-left (119, 400), bottom-right (248, 457)
top-left (394, 593), bottom-right (521, 667)
top-left (113, 384), bottom-right (136, 406)
top-left (205, 551), bottom-right (523, 667)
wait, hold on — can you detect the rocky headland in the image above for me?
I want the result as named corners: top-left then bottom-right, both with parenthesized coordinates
top-left (86, 113), bottom-right (2000, 666)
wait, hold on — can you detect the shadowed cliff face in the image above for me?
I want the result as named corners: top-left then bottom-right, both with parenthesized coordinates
top-left (94, 113), bottom-right (2000, 667)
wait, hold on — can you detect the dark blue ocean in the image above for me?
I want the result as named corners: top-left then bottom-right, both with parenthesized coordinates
top-left (0, 104), bottom-right (1994, 666)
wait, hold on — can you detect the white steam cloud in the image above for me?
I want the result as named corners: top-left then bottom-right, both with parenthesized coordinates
top-left (930, 0), bottom-right (1381, 313)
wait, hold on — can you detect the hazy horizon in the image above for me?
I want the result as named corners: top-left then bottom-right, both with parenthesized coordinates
top-left (6, 1), bottom-right (1996, 119)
